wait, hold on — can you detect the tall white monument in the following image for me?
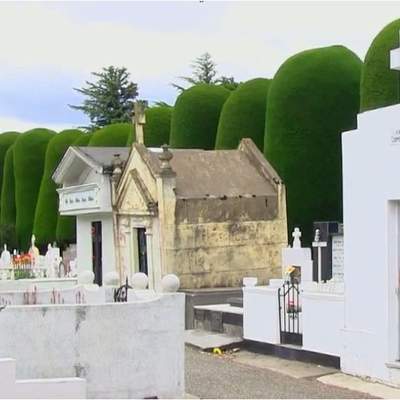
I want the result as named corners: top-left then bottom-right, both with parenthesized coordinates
top-left (340, 41), bottom-right (400, 386)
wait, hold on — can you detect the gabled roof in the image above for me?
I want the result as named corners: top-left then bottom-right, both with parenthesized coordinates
top-left (133, 139), bottom-right (282, 200)
top-left (53, 146), bottom-right (130, 184)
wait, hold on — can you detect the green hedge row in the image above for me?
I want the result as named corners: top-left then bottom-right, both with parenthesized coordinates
top-left (265, 46), bottom-right (362, 245)
top-left (33, 129), bottom-right (82, 248)
top-left (14, 128), bottom-right (55, 250)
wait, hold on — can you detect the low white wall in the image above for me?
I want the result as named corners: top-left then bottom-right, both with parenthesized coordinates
top-left (0, 358), bottom-right (86, 399)
top-left (243, 285), bottom-right (280, 344)
top-left (0, 278), bottom-right (77, 292)
top-left (0, 293), bottom-right (185, 399)
top-left (302, 290), bottom-right (344, 356)
top-left (0, 284), bottom-right (105, 306)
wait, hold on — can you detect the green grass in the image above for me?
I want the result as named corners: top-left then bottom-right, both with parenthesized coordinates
top-left (170, 84), bottom-right (230, 149)
top-left (215, 78), bottom-right (271, 151)
top-left (265, 45), bottom-right (362, 245)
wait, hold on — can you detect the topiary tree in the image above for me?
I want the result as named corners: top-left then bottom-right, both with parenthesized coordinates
top-left (56, 132), bottom-right (93, 247)
top-left (170, 84), bottom-right (230, 149)
top-left (265, 45), bottom-right (362, 245)
top-left (89, 122), bottom-right (132, 147)
top-left (360, 19), bottom-right (400, 112)
top-left (72, 133), bottom-right (92, 146)
top-left (14, 128), bottom-right (55, 251)
top-left (215, 78), bottom-right (271, 151)
top-left (0, 132), bottom-right (19, 214)
top-left (0, 146), bottom-right (17, 249)
top-left (126, 106), bottom-right (171, 147)
top-left (33, 130), bottom-right (82, 248)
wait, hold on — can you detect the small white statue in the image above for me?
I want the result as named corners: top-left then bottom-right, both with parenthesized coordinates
top-left (69, 259), bottom-right (78, 278)
top-left (45, 244), bottom-right (55, 278)
top-left (0, 244), bottom-right (11, 269)
top-left (314, 229), bottom-right (321, 243)
top-left (292, 227), bottom-right (302, 248)
top-left (28, 235), bottom-right (40, 267)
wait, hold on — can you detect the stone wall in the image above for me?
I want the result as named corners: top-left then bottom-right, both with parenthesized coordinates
top-left (164, 214), bottom-right (287, 289)
top-left (0, 293), bottom-right (185, 399)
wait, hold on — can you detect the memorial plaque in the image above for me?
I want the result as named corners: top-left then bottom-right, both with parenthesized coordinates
top-left (332, 234), bottom-right (344, 281)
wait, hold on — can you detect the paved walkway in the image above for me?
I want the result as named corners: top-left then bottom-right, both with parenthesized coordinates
top-left (185, 346), bottom-right (376, 399)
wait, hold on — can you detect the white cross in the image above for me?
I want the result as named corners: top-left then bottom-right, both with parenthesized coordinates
top-left (312, 229), bottom-right (327, 282)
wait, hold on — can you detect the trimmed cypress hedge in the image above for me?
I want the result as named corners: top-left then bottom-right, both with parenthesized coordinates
top-left (56, 132), bottom-right (92, 246)
top-left (34, 130), bottom-right (82, 248)
top-left (72, 133), bottom-right (92, 146)
top-left (170, 84), bottom-right (230, 149)
top-left (265, 45), bottom-right (362, 245)
top-left (215, 78), bottom-right (271, 151)
top-left (360, 19), bottom-right (400, 112)
top-left (14, 128), bottom-right (55, 250)
top-left (0, 146), bottom-right (17, 248)
top-left (89, 123), bottom-right (132, 147)
top-left (0, 132), bottom-right (19, 214)
top-left (126, 106), bottom-right (171, 147)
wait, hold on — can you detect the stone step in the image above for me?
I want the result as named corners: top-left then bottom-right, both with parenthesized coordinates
top-left (193, 303), bottom-right (243, 337)
top-left (185, 329), bottom-right (243, 351)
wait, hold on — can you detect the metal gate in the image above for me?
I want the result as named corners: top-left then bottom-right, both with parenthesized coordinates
top-left (278, 281), bottom-right (302, 346)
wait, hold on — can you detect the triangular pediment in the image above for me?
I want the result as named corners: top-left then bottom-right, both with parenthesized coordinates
top-left (116, 169), bottom-right (157, 215)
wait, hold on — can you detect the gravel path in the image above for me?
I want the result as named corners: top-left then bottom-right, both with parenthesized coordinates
top-left (185, 346), bottom-right (376, 399)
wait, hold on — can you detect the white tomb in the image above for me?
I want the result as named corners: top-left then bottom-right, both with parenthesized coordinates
top-left (281, 227), bottom-right (313, 282)
top-left (340, 43), bottom-right (400, 385)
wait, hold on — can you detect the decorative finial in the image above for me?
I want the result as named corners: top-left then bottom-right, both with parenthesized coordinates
top-left (159, 144), bottom-right (174, 173)
top-left (111, 153), bottom-right (123, 182)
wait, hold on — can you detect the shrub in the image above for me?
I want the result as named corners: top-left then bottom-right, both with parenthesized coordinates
top-left (0, 132), bottom-right (19, 214)
top-left (264, 46), bottom-right (362, 245)
top-left (360, 19), bottom-right (400, 112)
top-left (14, 128), bottom-right (55, 250)
top-left (170, 84), bottom-right (230, 149)
top-left (72, 133), bottom-right (93, 146)
top-left (126, 106), bottom-right (171, 147)
top-left (89, 123), bottom-right (132, 147)
top-left (34, 130), bottom-right (82, 248)
top-left (215, 78), bottom-right (271, 151)
top-left (0, 146), bottom-right (17, 248)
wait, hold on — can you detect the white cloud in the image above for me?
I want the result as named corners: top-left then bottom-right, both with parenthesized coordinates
top-left (0, 116), bottom-right (72, 134)
top-left (0, 1), bottom-right (400, 128)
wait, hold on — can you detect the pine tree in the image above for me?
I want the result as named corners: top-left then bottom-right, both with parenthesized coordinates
top-left (70, 66), bottom-right (138, 130)
top-left (173, 53), bottom-right (240, 92)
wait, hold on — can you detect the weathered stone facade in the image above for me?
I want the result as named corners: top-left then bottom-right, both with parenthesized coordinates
top-left (115, 138), bottom-right (288, 290)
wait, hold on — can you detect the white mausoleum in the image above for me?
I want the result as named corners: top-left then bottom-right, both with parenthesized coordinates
top-left (340, 45), bottom-right (400, 385)
top-left (53, 147), bottom-right (130, 285)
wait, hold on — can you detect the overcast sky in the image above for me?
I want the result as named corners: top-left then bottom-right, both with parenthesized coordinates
top-left (0, 1), bottom-right (399, 133)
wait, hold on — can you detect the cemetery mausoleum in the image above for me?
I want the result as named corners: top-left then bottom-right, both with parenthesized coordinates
top-left (54, 138), bottom-right (287, 290)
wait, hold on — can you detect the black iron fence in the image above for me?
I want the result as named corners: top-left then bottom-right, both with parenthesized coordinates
top-left (278, 281), bottom-right (302, 346)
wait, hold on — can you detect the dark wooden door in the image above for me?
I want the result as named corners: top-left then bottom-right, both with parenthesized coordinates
top-left (91, 221), bottom-right (102, 285)
top-left (137, 228), bottom-right (148, 275)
